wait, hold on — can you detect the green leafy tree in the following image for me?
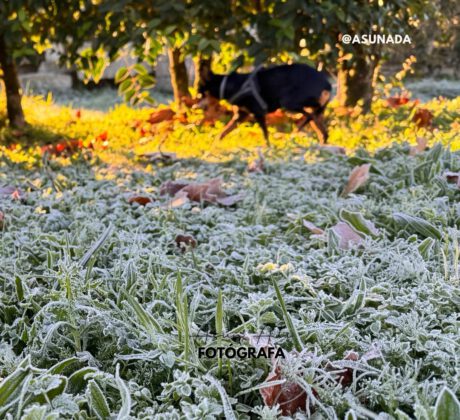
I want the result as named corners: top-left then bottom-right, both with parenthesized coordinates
top-left (230, 0), bottom-right (437, 112)
top-left (2, 0), bottom-right (451, 124)
top-left (70, 0), bottom-right (238, 103)
top-left (0, 0), bottom-right (105, 127)
top-left (51, 0), bottom-right (193, 104)
top-left (0, 1), bottom-right (54, 127)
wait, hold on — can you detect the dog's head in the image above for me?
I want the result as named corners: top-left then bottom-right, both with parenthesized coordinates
top-left (197, 59), bottom-right (213, 97)
top-left (195, 60), bottom-right (217, 110)
top-left (194, 93), bottom-right (221, 112)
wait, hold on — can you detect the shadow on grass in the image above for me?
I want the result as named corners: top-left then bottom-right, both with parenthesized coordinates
top-left (0, 116), bottom-right (73, 148)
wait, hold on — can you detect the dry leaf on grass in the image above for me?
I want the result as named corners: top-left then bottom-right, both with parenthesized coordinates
top-left (386, 96), bottom-right (410, 108)
top-left (0, 211), bottom-right (4, 229)
top-left (160, 179), bottom-right (243, 208)
top-left (444, 171), bottom-right (460, 187)
top-left (409, 137), bottom-right (428, 156)
top-left (182, 178), bottom-right (223, 202)
top-left (331, 222), bottom-right (364, 249)
top-left (148, 108), bottom-right (175, 124)
top-left (412, 108), bottom-right (434, 128)
top-left (328, 350), bottom-right (360, 387)
top-left (175, 234), bottom-right (197, 252)
top-left (128, 196), bottom-right (152, 206)
top-left (327, 350), bottom-right (369, 388)
top-left (260, 368), bottom-right (308, 416)
top-left (326, 347), bottom-right (381, 388)
top-left (165, 191), bottom-right (190, 208)
top-left (302, 220), bottom-right (325, 235)
top-left (160, 180), bottom-right (189, 196)
top-left (259, 345), bottom-right (381, 416)
top-left (41, 139), bottom-right (87, 156)
top-left (342, 164), bottom-right (371, 196)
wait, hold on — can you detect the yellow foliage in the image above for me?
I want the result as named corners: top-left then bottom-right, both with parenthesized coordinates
top-left (0, 92), bottom-right (459, 167)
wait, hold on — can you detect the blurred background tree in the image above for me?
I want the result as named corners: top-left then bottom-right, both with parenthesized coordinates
top-left (236, 0), bottom-right (440, 112)
top-left (0, 0), bottom-right (56, 127)
top-left (1, 0), bottom-right (459, 127)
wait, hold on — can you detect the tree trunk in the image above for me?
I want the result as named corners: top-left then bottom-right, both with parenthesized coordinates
top-left (0, 34), bottom-right (26, 128)
top-left (193, 55), bottom-right (212, 92)
top-left (337, 50), bottom-right (379, 113)
top-left (167, 47), bottom-right (190, 104)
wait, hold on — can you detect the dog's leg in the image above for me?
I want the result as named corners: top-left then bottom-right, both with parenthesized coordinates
top-left (309, 112), bottom-right (328, 144)
top-left (254, 113), bottom-right (270, 146)
top-left (219, 107), bottom-right (248, 140)
top-left (295, 112), bottom-right (313, 132)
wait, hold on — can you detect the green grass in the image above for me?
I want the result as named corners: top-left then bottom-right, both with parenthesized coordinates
top-left (0, 94), bottom-right (460, 419)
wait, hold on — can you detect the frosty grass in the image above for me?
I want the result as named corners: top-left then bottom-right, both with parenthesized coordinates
top-left (1, 141), bottom-right (460, 419)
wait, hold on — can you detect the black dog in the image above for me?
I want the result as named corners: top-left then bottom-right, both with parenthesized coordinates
top-left (198, 63), bottom-right (332, 145)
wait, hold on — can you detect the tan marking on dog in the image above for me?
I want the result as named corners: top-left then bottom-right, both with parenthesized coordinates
top-left (194, 96), bottom-right (211, 110)
top-left (319, 90), bottom-right (331, 107)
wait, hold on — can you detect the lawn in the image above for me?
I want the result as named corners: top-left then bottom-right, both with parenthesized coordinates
top-left (0, 94), bottom-right (460, 419)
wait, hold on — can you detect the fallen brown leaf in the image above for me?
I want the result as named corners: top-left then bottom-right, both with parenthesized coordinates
top-left (148, 108), bottom-right (175, 124)
top-left (445, 171), bottom-right (460, 187)
top-left (128, 196), bottom-right (152, 206)
top-left (160, 179), bottom-right (243, 207)
top-left (302, 220), bottom-right (325, 235)
top-left (0, 211), bottom-right (4, 229)
top-left (175, 234), bottom-right (197, 251)
top-left (342, 164), bottom-right (371, 196)
top-left (331, 222), bottom-right (364, 249)
top-left (412, 108), bottom-right (434, 128)
top-left (337, 351), bottom-right (359, 387)
top-left (182, 179), bottom-right (223, 203)
top-left (386, 96), bottom-right (410, 108)
top-left (160, 180), bottom-right (189, 196)
top-left (327, 347), bottom-right (381, 388)
top-left (260, 368), bottom-right (308, 416)
top-left (165, 191), bottom-right (190, 208)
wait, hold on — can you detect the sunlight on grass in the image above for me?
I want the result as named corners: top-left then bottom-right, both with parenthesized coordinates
top-left (1, 93), bottom-right (459, 167)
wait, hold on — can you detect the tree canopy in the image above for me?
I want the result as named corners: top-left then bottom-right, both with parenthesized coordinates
top-left (0, 0), bottom-right (458, 125)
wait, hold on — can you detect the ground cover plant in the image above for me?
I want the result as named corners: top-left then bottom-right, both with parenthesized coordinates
top-left (0, 94), bottom-right (460, 419)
